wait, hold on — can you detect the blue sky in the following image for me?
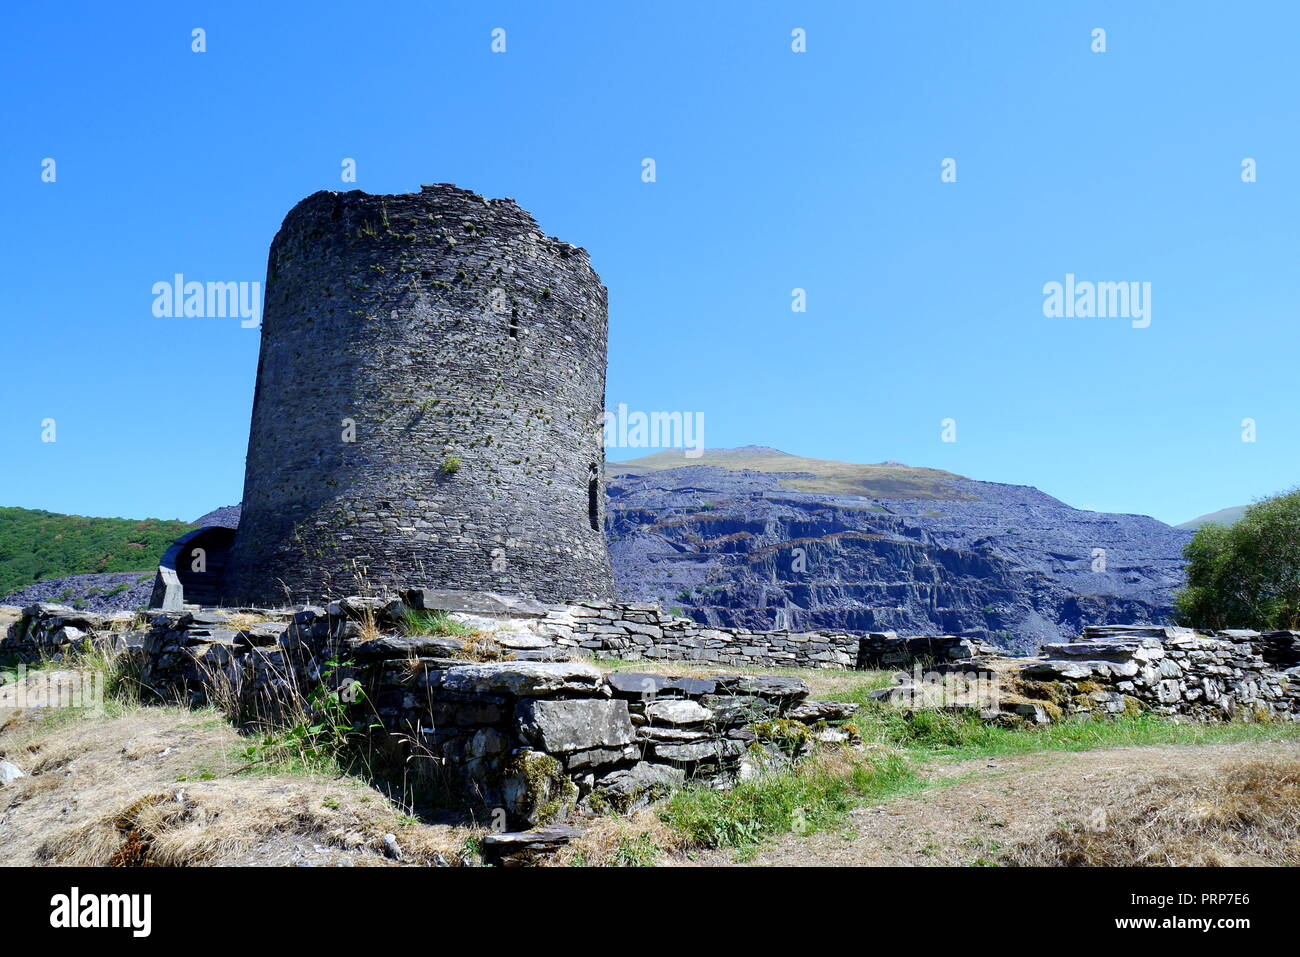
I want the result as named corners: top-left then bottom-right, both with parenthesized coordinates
top-left (1, 1), bottom-right (1296, 527)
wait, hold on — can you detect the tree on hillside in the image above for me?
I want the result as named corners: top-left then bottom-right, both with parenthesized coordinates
top-left (1174, 488), bottom-right (1300, 631)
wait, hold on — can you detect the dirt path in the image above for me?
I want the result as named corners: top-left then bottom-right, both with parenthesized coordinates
top-left (691, 740), bottom-right (1300, 866)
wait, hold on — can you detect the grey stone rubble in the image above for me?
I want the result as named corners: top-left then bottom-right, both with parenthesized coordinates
top-left (481, 824), bottom-right (584, 866)
top-left (855, 632), bottom-right (1001, 669)
top-left (0, 571), bottom-right (156, 614)
top-left (0, 760), bottom-right (25, 786)
top-left (0, 603), bottom-right (140, 660)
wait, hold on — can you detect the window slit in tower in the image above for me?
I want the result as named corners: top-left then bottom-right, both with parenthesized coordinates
top-left (508, 307), bottom-right (519, 338)
top-left (588, 466), bottom-right (600, 532)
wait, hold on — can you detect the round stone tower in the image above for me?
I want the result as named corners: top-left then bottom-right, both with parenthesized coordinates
top-left (222, 185), bottom-right (614, 607)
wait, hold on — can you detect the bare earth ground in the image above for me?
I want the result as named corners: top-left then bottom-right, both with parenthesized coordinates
top-left (685, 740), bottom-right (1300, 866)
top-left (0, 671), bottom-right (480, 866)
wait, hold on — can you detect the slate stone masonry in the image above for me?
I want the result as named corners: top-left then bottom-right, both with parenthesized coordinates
top-left (222, 185), bottom-right (614, 607)
top-left (1015, 624), bottom-right (1300, 722)
top-left (0, 598), bottom-right (858, 829)
top-left (6, 597), bottom-right (1298, 829)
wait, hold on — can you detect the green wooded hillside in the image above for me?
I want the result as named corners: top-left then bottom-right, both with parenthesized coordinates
top-left (0, 507), bottom-right (195, 598)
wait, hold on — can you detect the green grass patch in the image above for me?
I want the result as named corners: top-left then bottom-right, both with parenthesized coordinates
top-left (399, 607), bottom-right (473, 638)
top-left (819, 671), bottom-right (904, 702)
top-left (846, 703), bottom-right (1300, 761)
top-left (660, 749), bottom-right (924, 852)
top-left (652, 676), bottom-right (1300, 855)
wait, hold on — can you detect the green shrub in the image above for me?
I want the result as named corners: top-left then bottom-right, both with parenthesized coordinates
top-left (1174, 488), bottom-right (1300, 630)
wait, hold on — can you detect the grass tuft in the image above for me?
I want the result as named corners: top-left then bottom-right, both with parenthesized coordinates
top-left (659, 748), bottom-right (922, 852)
top-left (399, 607), bottom-right (473, 639)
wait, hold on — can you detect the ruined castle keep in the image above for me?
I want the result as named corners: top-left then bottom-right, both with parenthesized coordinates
top-left (221, 185), bottom-right (614, 607)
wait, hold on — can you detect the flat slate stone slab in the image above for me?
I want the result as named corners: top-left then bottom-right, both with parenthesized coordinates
top-left (482, 825), bottom-right (583, 848)
top-left (440, 661), bottom-right (605, 697)
top-left (353, 635), bottom-right (465, 662)
top-left (509, 648), bottom-right (571, 662)
top-left (604, 673), bottom-right (718, 698)
top-left (644, 699), bottom-right (714, 726)
top-left (515, 698), bottom-right (634, 752)
top-left (481, 825), bottom-right (584, 865)
top-left (787, 699), bottom-right (861, 722)
top-left (493, 633), bottom-right (554, 649)
top-left (712, 675), bottom-right (809, 699)
top-left (402, 589), bottom-right (548, 618)
top-left (605, 673), bottom-right (674, 698)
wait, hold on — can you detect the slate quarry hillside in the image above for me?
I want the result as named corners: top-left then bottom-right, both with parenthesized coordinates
top-left (605, 449), bottom-right (1193, 653)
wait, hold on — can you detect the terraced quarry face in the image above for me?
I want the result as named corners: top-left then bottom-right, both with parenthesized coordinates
top-left (605, 448), bottom-right (1191, 652)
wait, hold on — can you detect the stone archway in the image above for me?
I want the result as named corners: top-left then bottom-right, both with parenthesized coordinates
top-left (149, 526), bottom-right (236, 610)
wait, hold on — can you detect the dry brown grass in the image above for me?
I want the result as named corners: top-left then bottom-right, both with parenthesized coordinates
top-left (1005, 758), bottom-right (1300, 867)
top-left (456, 632), bottom-right (512, 662)
top-left (223, 611), bottom-right (275, 631)
top-left (34, 776), bottom-right (474, 867)
top-left (0, 693), bottom-right (482, 867)
top-left (545, 809), bottom-right (686, 867)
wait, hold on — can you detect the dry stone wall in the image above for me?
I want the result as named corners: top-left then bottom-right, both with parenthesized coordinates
top-left (1, 596), bottom-right (860, 829)
top-left (531, 598), bottom-right (996, 670)
top-left (1, 604), bottom-right (139, 660)
top-left (1014, 624), bottom-right (1300, 722)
